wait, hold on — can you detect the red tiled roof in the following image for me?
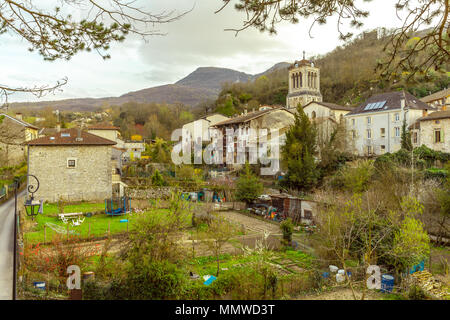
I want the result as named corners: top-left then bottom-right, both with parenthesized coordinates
top-left (87, 124), bottom-right (120, 130)
top-left (27, 128), bottom-right (116, 146)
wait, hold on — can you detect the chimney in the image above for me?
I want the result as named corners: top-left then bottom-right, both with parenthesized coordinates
top-left (15, 113), bottom-right (23, 121)
top-left (76, 127), bottom-right (83, 142)
top-left (56, 124), bottom-right (61, 133)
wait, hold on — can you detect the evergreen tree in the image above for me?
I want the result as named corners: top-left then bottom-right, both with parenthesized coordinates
top-left (281, 104), bottom-right (319, 191)
top-left (401, 118), bottom-right (413, 151)
top-left (151, 169), bottom-right (165, 186)
top-left (235, 163), bottom-right (264, 204)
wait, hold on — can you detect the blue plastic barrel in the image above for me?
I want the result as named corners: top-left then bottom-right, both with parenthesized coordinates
top-left (380, 274), bottom-right (394, 293)
top-left (33, 281), bottom-right (46, 290)
top-left (322, 272), bottom-right (330, 279)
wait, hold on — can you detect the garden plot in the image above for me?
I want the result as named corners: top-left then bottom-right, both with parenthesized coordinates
top-left (217, 210), bottom-right (281, 235)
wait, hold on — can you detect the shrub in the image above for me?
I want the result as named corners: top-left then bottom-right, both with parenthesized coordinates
top-left (235, 163), bottom-right (263, 204)
top-left (280, 218), bottom-right (294, 245)
top-left (330, 160), bottom-right (374, 193)
top-left (151, 169), bottom-right (166, 186)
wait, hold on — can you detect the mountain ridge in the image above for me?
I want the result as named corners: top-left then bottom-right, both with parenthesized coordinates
top-left (10, 63), bottom-right (290, 111)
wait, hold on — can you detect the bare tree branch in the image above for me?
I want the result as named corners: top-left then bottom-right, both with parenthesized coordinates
top-left (0, 0), bottom-right (190, 107)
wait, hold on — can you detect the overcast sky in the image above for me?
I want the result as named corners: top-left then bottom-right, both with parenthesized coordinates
top-left (1, 0), bottom-right (407, 103)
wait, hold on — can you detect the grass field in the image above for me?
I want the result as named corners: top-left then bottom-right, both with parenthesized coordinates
top-left (23, 203), bottom-right (170, 243)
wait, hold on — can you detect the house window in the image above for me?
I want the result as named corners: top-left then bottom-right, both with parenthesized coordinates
top-left (352, 119), bottom-right (355, 126)
top-left (435, 120), bottom-right (440, 124)
top-left (303, 210), bottom-right (313, 220)
top-left (413, 132), bottom-right (418, 144)
top-left (380, 128), bottom-right (385, 138)
top-left (367, 117), bottom-right (371, 125)
top-left (367, 129), bottom-right (372, 139)
top-left (395, 127), bottom-right (400, 137)
top-left (395, 113), bottom-right (400, 122)
top-left (67, 158), bottom-right (77, 168)
top-left (434, 129), bottom-right (442, 143)
top-left (381, 145), bottom-right (386, 153)
top-left (367, 145), bottom-right (373, 155)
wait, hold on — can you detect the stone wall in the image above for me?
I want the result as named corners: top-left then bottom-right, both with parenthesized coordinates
top-left (125, 186), bottom-right (176, 200)
top-left (419, 118), bottom-right (450, 153)
top-left (28, 145), bottom-right (112, 202)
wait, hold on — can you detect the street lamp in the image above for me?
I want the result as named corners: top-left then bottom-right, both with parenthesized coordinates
top-left (13, 174), bottom-right (41, 300)
top-left (23, 174), bottom-right (42, 220)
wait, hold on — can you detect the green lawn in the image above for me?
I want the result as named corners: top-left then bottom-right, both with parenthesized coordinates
top-left (41, 202), bottom-right (106, 216)
top-left (24, 205), bottom-right (172, 244)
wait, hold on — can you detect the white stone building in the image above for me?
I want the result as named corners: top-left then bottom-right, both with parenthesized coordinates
top-left (182, 114), bottom-right (229, 145)
top-left (345, 91), bottom-right (435, 156)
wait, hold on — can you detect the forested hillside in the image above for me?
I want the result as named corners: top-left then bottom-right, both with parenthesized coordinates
top-left (214, 29), bottom-right (449, 116)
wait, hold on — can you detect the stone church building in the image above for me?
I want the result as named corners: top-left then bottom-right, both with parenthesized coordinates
top-left (286, 53), bottom-right (323, 109)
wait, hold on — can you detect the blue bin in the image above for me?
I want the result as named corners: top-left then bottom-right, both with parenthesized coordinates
top-left (33, 281), bottom-right (46, 290)
top-left (380, 274), bottom-right (394, 293)
top-left (322, 272), bottom-right (330, 279)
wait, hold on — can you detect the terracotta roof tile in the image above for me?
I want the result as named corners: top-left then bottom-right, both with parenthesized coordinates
top-left (27, 128), bottom-right (116, 146)
top-left (87, 124), bottom-right (120, 130)
top-left (418, 110), bottom-right (450, 121)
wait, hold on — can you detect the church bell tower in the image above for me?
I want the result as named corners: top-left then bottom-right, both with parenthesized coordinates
top-left (286, 51), bottom-right (322, 109)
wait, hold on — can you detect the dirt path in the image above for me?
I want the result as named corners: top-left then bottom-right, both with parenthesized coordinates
top-left (297, 287), bottom-right (383, 300)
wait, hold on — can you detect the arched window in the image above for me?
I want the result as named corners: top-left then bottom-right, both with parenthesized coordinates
top-left (299, 72), bottom-right (302, 87)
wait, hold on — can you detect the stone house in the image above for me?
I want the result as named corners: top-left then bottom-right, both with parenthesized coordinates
top-left (0, 113), bottom-right (39, 165)
top-left (86, 124), bottom-right (123, 145)
top-left (301, 101), bottom-right (354, 124)
top-left (410, 111), bottom-right (450, 153)
top-left (26, 128), bottom-right (116, 202)
top-left (420, 88), bottom-right (449, 111)
top-left (344, 91), bottom-right (435, 156)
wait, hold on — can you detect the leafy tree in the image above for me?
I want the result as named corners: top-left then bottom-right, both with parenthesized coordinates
top-left (281, 104), bottom-right (319, 191)
top-left (392, 216), bottom-right (430, 271)
top-left (200, 215), bottom-right (237, 277)
top-left (235, 163), bottom-right (263, 204)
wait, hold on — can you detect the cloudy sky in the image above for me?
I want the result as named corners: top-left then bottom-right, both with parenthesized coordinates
top-left (1, 0), bottom-right (407, 103)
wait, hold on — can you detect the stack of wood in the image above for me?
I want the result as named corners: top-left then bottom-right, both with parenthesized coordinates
top-left (410, 270), bottom-right (449, 299)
